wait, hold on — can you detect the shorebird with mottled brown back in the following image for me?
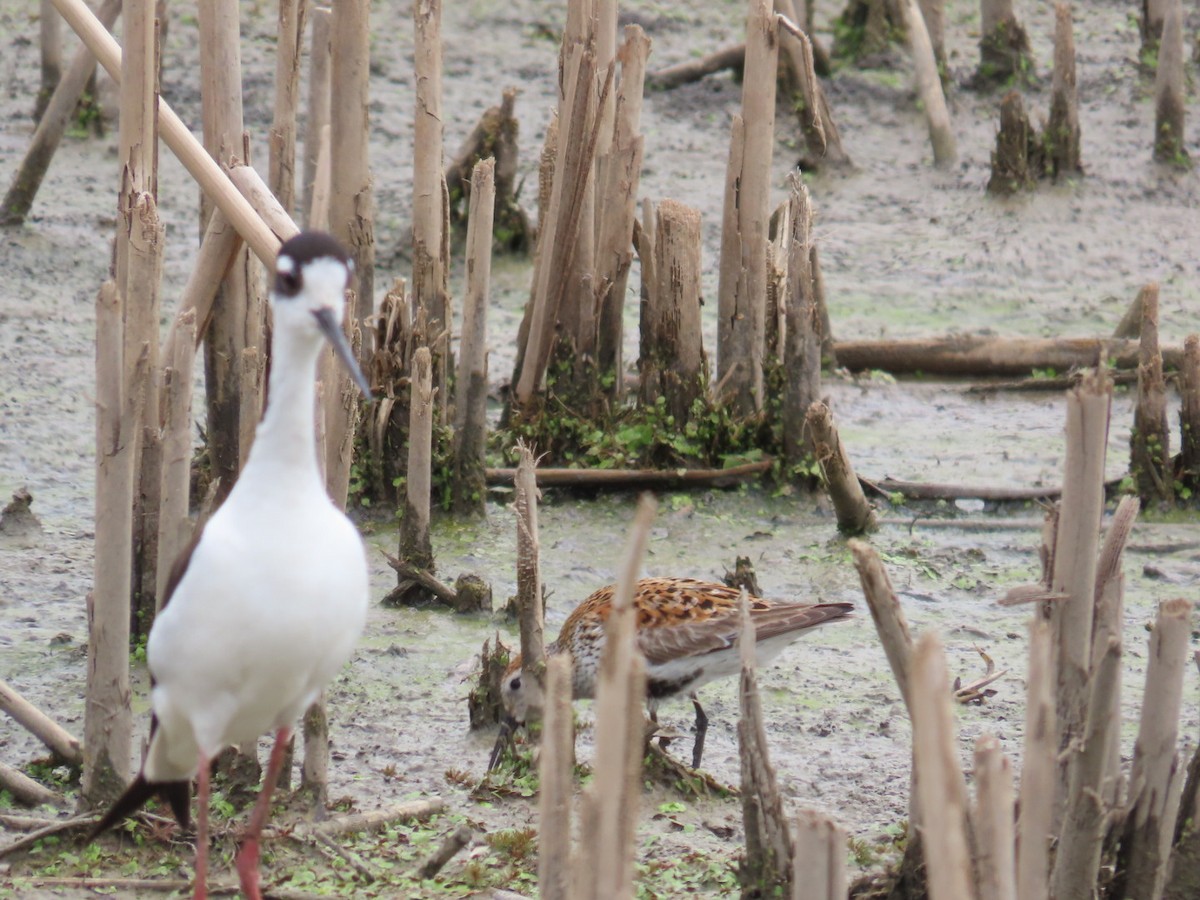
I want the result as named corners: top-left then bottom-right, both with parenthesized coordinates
top-left (88, 232), bottom-right (372, 900)
top-left (489, 577), bottom-right (853, 771)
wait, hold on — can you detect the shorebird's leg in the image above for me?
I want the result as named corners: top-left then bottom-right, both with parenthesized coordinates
top-left (648, 707), bottom-right (674, 752)
top-left (690, 695), bottom-right (708, 769)
top-left (194, 752), bottom-right (211, 900)
top-left (235, 728), bottom-right (292, 900)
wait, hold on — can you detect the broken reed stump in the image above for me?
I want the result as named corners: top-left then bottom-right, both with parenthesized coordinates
top-left (1046, 3), bottom-right (1082, 179)
top-left (901, 0), bottom-right (956, 166)
top-left (0, 0), bottom-right (121, 226)
top-left (321, 309), bottom-right (362, 514)
top-left (303, 4), bottom-right (331, 225)
top-left (367, 279), bottom-right (414, 502)
top-left (394, 348), bottom-right (436, 605)
top-left (1165, 731), bottom-right (1200, 899)
top-left (329, 0), bottom-right (374, 358)
top-left (724, 555), bottom-right (763, 598)
top-left (36, 0), bottom-right (63, 121)
top-left (1131, 284), bottom-right (1173, 507)
top-left (444, 88), bottom-right (531, 252)
top-left (595, 24), bottom-right (649, 395)
top-left (1179, 335), bottom-right (1200, 491)
top-left (1152, 0), bottom-right (1187, 165)
top-left (737, 590), bottom-right (795, 897)
top-left (910, 633), bottom-right (976, 900)
top-left (1017, 618), bottom-right (1055, 897)
top-left (1113, 598), bottom-right (1194, 900)
top-left (1047, 369), bottom-right (1112, 824)
top-left (987, 91), bottom-right (1041, 195)
top-left (1113, 282), bottom-right (1155, 339)
top-left (510, 38), bottom-right (601, 408)
top-left (155, 309), bottom-right (197, 608)
top-left (574, 495), bottom-right (655, 900)
top-left (774, 5), bottom-right (852, 170)
top-left (1052, 496), bottom-right (1136, 894)
top-left (1140, 0), bottom-right (1168, 61)
top-left (717, 0), bottom-right (777, 416)
top-left (124, 194), bottom-right (165, 636)
top-left (412, 0), bottom-right (451, 419)
top-left (468, 635), bottom-right (511, 729)
top-left (299, 692), bottom-right (328, 806)
top-left (639, 199), bottom-right (705, 424)
top-left (791, 809), bottom-right (848, 899)
top-left (975, 0), bottom-right (1034, 88)
top-left (514, 443), bottom-right (546, 721)
top-left (782, 174), bottom-right (822, 477)
top-left (972, 736), bottom-right (1016, 900)
top-left (916, 0), bottom-right (947, 78)
top-left (269, 0), bottom-right (305, 215)
top-left (848, 540), bottom-right (926, 893)
top-left (198, 0), bottom-right (252, 512)
top-left (537, 655), bottom-right (573, 900)
top-left (833, 0), bottom-right (905, 62)
top-left (450, 158), bottom-right (494, 515)
top-left (83, 282), bottom-right (145, 807)
top-left (806, 402), bottom-right (877, 534)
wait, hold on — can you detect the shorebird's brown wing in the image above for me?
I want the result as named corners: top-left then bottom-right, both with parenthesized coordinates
top-left (637, 600), bottom-right (853, 666)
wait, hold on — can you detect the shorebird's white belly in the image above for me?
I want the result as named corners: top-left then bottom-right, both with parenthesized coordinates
top-left (144, 485), bottom-right (368, 780)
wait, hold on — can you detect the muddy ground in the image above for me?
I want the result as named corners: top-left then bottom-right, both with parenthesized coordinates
top-left (1, 0), bottom-right (1198, 896)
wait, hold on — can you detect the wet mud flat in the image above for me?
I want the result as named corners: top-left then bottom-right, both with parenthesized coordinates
top-left (2, 0), bottom-right (1199, 895)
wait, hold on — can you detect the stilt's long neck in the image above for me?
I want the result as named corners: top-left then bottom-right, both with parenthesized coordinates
top-left (243, 324), bottom-right (323, 487)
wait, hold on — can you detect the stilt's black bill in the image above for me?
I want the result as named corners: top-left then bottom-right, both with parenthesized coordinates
top-left (313, 308), bottom-right (372, 399)
top-left (487, 715), bottom-right (518, 773)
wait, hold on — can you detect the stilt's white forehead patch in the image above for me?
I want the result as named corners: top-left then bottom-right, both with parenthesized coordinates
top-left (276, 255), bottom-right (297, 275)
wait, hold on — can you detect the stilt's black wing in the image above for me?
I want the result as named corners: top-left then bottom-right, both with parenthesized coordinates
top-left (90, 524), bottom-right (210, 840)
top-left (88, 764), bottom-right (190, 839)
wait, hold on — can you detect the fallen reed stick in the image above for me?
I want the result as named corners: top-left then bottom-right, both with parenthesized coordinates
top-left (484, 459), bottom-right (772, 487)
top-left (0, 678), bottom-right (82, 766)
top-left (0, 761), bottom-right (61, 808)
top-left (0, 0), bottom-right (121, 226)
top-left (0, 813), bottom-right (96, 861)
top-left (45, 0), bottom-right (279, 263)
top-left (806, 402), bottom-right (877, 534)
top-left (416, 825), bottom-right (473, 880)
top-left (514, 443), bottom-right (546, 708)
top-left (834, 335), bottom-right (1187, 376)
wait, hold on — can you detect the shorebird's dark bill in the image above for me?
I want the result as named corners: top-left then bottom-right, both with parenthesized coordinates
top-left (487, 715), bottom-right (518, 773)
top-left (313, 308), bottom-right (372, 399)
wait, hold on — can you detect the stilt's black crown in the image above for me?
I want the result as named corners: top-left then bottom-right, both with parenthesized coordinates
top-left (274, 231), bottom-right (354, 297)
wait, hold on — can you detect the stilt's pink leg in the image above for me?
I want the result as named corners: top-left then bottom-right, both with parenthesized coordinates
top-left (235, 728), bottom-right (292, 900)
top-left (194, 753), bottom-right (210, 900)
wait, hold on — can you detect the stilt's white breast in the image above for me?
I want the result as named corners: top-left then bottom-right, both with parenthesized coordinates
top-left (145, 477), bottom-right (368, 780)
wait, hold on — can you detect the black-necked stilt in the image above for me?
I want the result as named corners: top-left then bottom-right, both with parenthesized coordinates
top-left (91, 231), bottom-right (372, 900)
top-left (490, 577), bottom-right (853, 771)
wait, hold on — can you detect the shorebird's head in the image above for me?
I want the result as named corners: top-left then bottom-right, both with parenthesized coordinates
top-left (498, 654), bottom-right (544, 725)
top-left (272, 231), bottom-right (371, 398)
top-left (488, 654), bottom-right (544, 772)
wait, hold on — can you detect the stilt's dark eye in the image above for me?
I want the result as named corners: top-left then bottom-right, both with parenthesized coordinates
top-left (274, 264), bottom-right (302, 297)
top-left (509, 676), bottom-right (521, 691)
